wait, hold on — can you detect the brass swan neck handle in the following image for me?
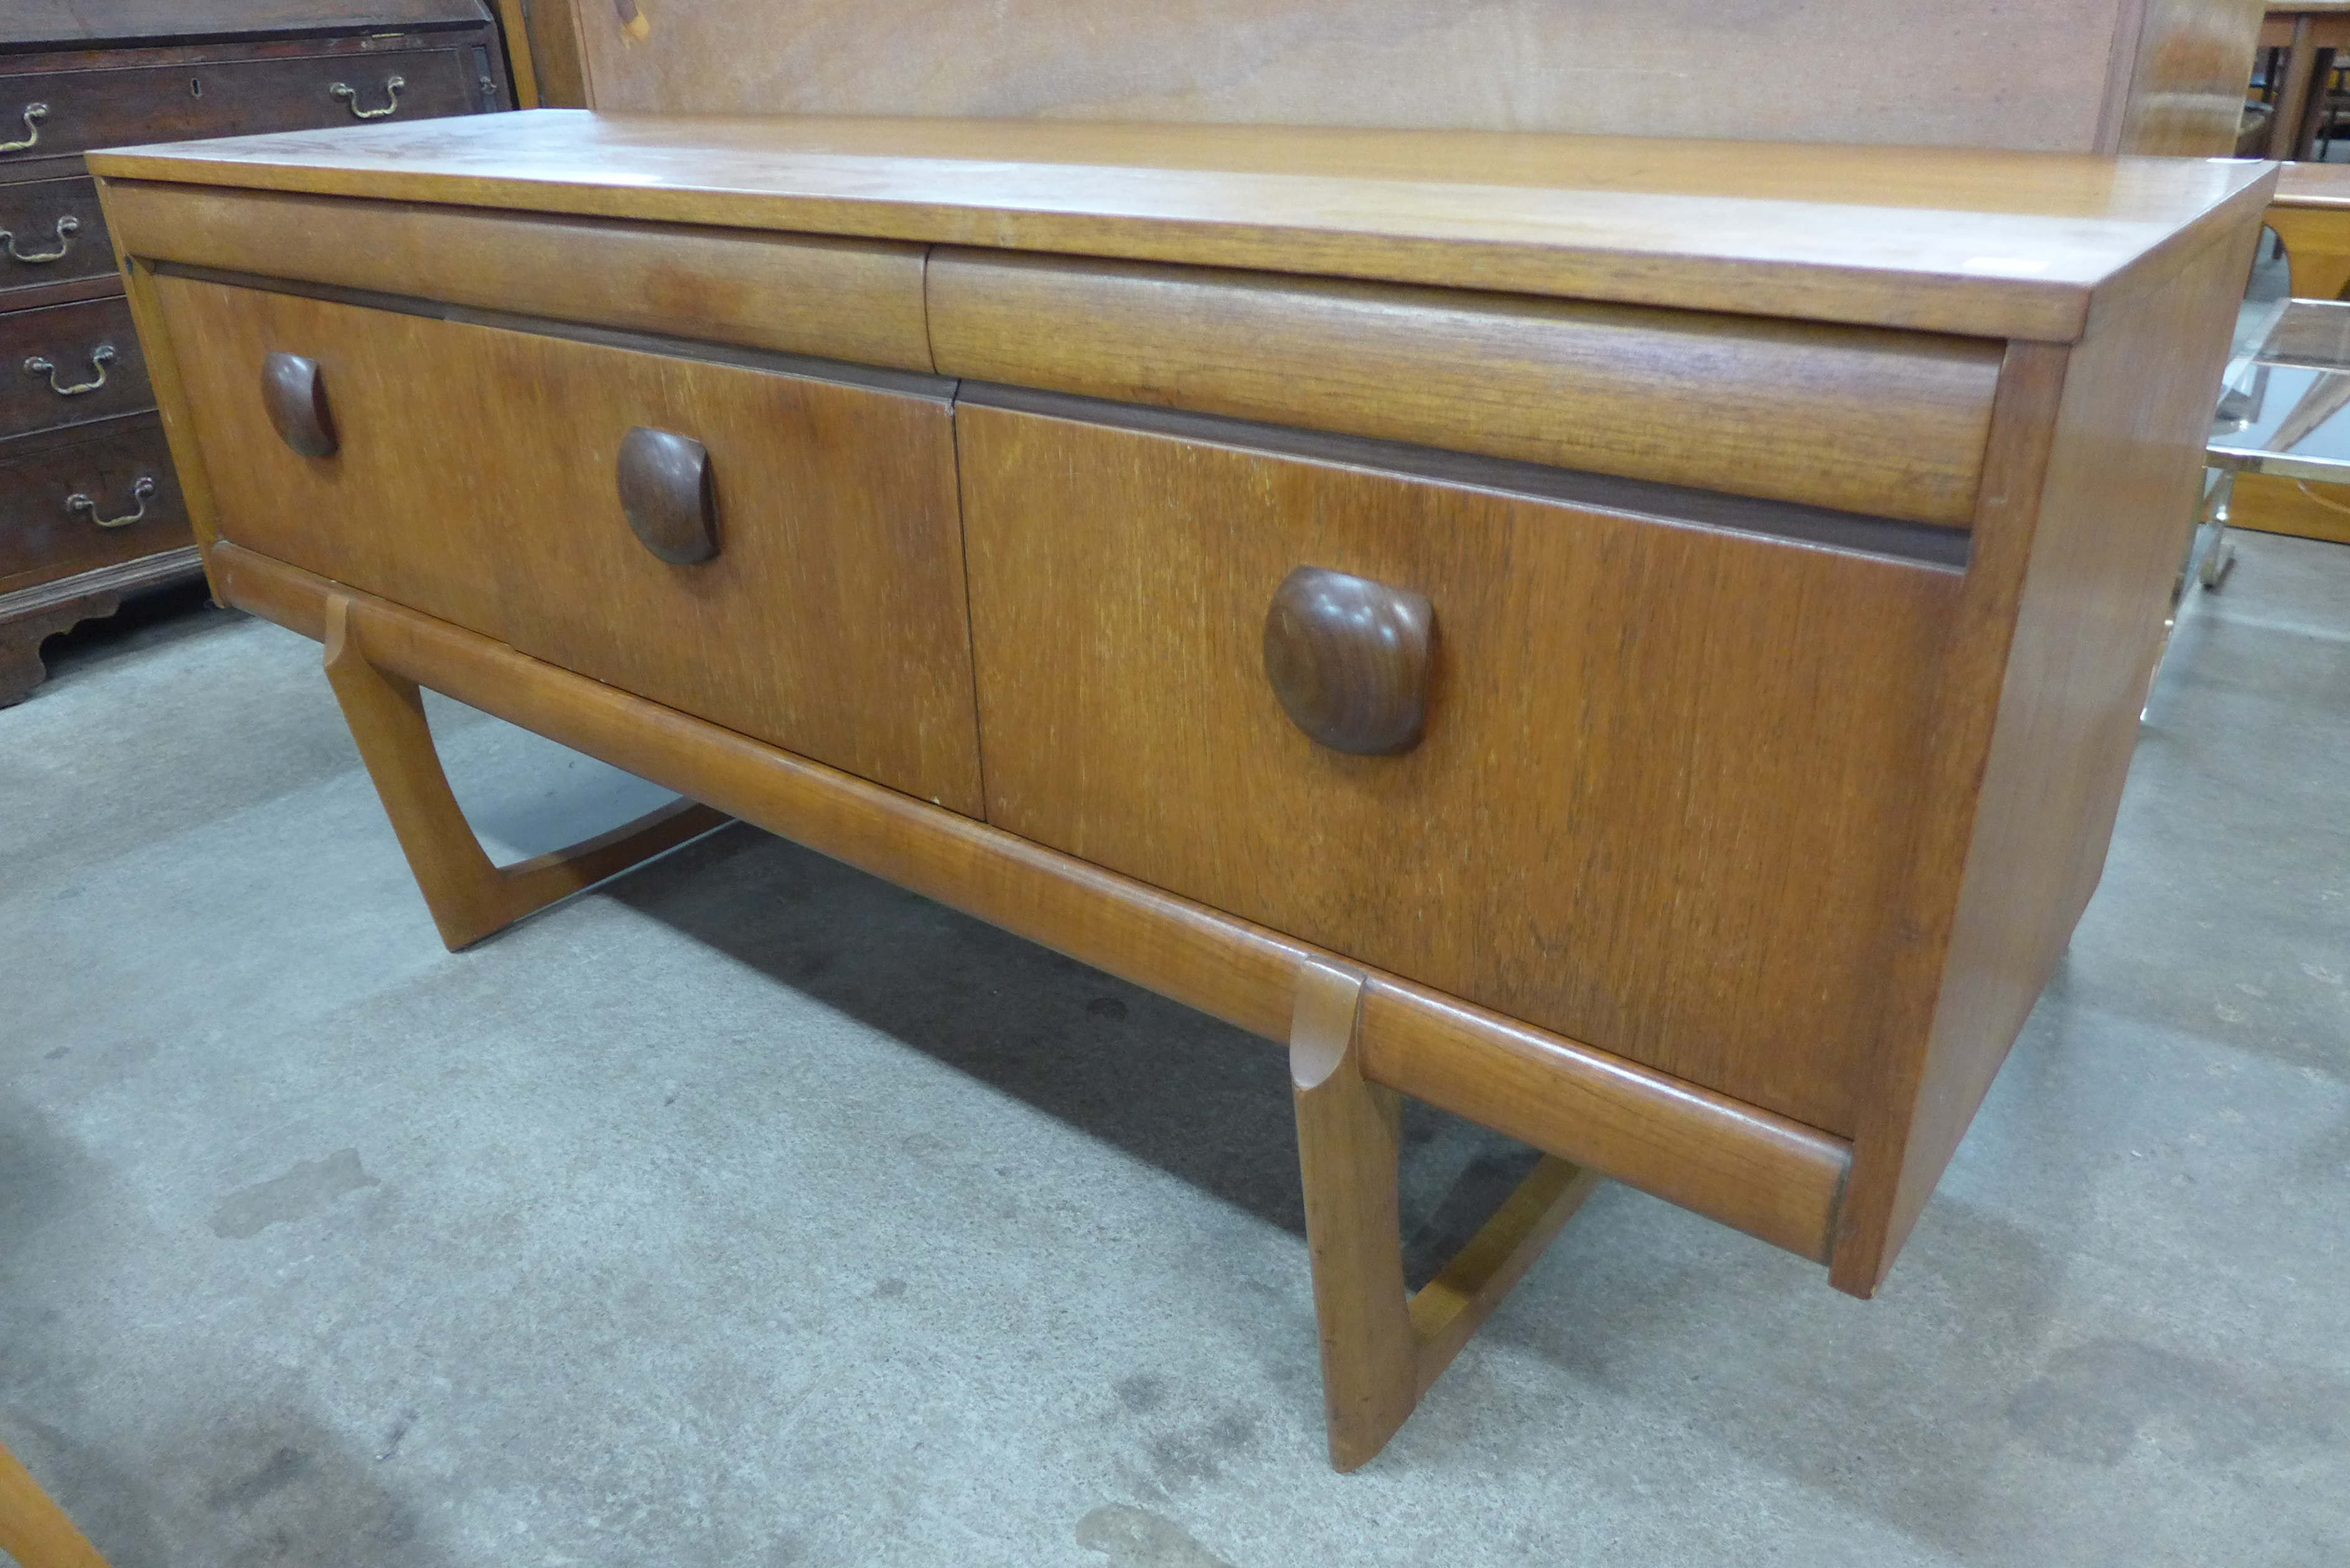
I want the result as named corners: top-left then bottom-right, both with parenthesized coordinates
top-left (1, 214), bottom-right (77, 264)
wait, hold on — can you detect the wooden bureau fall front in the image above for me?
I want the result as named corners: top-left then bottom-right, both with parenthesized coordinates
top-left (88, 114), bottom-right (2269, 1468)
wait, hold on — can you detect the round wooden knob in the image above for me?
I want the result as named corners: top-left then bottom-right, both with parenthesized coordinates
top-left (261, 352), bottom-right (335, 458)
top-left (617, 426), bottom-right (719, 565)
top-left (1262, 566), bottom-right (1433, 755)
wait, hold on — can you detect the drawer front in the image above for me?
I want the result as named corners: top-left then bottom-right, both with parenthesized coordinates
top-left (0, 49), bottom-right (485, 165)
top-left (0, 294), bottom-right (151, 438)
top-left (1, 177), bottom-right (112, 293)
top-left (930, 250), bottom-right (2003, 529)
top-left (100, 182), bottom-right (933, 372)
top-left (152, 274), bottom-right (984, 815)
top-left (958, 402), bottom-right (1967, 1135)
top-left (0, 413), bottom-right (190, 592)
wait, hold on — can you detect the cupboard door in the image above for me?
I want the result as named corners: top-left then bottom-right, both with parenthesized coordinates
top-left (958, 402), bottom-right (1964, 1134)
top-left (156, 274), bottom-right (983, 816)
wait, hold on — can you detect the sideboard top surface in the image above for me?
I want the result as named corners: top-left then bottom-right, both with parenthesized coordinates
top-left (88, 111), bottom-right (2277, 341)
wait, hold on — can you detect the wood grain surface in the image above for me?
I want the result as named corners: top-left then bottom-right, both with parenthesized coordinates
top-left (1288, 961), bottom-right (1418, 1472)
top-left (325, 592), bottom-right (727, 950)
top-left (1262, 566), bottom-right (1433, 757)
top-left (2275, 159), bottom-right (2350, 206)
top-left (105, 106), bottom-right (2268, 1299)
top-left (0, 544), bottom-right (202, 706)
top-left (0, 412), bottom-right (187, 594)
top-left (0, 50), bottom-right (484, 161)
top-left (0, 1437), bottom-right (110, 1568)
top-left (533, 0), bottom-right (2243, 156)
top-left (0, 294), bottom-right (152, 441)
top-left (3, 0), bottom-right (494, 49)
top-left (210, 539), bottom-right (1853, 1264)
top-left (2264, 198), bottom-right (2350, 301)
top-left (958, 401), bottom-right (1963, 1136)
top-left (930, 248), bottom-right (2000, 526)
top-left (88, 113), bottom-right (2276, 342)
top-left (2105, 0), bottom-right (2270, 155)
top-left (114, 255), bottom-right (227, 582)
top-left (1293, 957), bottom-right (1600, 1467)
top-left (1831, 217), bottom-right (2269, 1296)
top-left (98, 179), bottom-right (935, 371)
top-left (0, 179), bottom-right (114, 296)
top-left (152, 274), bottom-right (984, 815)
top-left (2221, 470), bottom-right (2350, 542)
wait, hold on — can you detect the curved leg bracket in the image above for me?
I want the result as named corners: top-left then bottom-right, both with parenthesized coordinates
top-left (322, 594), bottom-right (728, 950)
top-left (1291, 959), bottom-right (1599, 1470)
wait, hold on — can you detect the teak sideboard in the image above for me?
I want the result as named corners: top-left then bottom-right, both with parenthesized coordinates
top-left (89, 113), bottom-right (2269, 1468)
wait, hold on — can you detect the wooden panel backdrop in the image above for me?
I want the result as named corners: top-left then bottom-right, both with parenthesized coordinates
top-left (523, 0), bottom-right (2264, 155)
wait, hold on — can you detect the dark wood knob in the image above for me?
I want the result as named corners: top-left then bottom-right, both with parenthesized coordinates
top-left (261, 352), bottom-right (335, 457)
top-left (617, 426), bottom-right (719, 565)
top-left (1262, 566), bottom-right (1433, 755)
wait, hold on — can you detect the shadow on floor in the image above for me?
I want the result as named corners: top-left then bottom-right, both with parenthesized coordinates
top-left (603, 820), bottom-right (1544, 1289)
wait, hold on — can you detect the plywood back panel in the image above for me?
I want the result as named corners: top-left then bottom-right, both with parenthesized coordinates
top-left (536, 0), bottom-right (2258, 155)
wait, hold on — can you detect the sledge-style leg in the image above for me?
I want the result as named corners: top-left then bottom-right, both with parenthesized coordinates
top-left (322, 594), bottom-right (728, 950)
top-left (0, 1440), bottom-right (111, 1568)
top-left (1291, 959), bottom-right (1601, 1470)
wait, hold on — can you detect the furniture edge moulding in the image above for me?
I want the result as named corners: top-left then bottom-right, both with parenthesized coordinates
top-left (1826, 180), bottom-right (2274, 1297)
top-left (208, 539), bottom-right (1851, 1268)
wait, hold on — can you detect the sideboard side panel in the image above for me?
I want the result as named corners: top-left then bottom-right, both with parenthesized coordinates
top-left (1832, 203), bottom-right (2267, 1295)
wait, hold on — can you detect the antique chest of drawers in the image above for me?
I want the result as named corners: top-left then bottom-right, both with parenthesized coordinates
top-left (90, 114), bottom-right (2269, 1466)
top-left (0, 0), bottom-right (511, 703)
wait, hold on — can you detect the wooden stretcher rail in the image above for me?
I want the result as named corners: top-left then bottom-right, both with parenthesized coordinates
top-left (211, 540), bottom-right (1851, 1264)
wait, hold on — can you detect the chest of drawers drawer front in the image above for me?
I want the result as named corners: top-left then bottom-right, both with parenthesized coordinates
top-left (0, 178), bottom-right (111, 292)
top-left (152, 275), bottom-right (985, 815)
top-left (959, 403), bottom-right (1965, 1135)
top-left (0, 413), bottom-right (188, 592)
top-left (0, 294), bottom-right (151, 439)
top-left (0, 50), bottom-right (483, 164)
top-left (101, 182), bottom-right (934, 373)
top-left (930, 250), bottom-right (2004, 530)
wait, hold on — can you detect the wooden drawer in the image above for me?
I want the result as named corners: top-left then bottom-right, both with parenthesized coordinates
top-left (0, 411), bottom-right (189, 594)
top-left (0, 294), bottom-right (151, 439)
top-left (0, 177), bottom-right (113, 295)
top-left (0, 48), bottom-right (486, 167)
top-left (930, 249), bottom-right (2004, 528)
top-left (958, 396), bottom-right (1968, 1135)
top-left (100, 182), bottom-right (933, 371)
top-left (151, 274), bottom-right (985, 814)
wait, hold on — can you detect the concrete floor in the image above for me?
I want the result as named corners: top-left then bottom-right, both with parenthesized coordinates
top-left (1, 528), bottom-right (2345, 1567)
